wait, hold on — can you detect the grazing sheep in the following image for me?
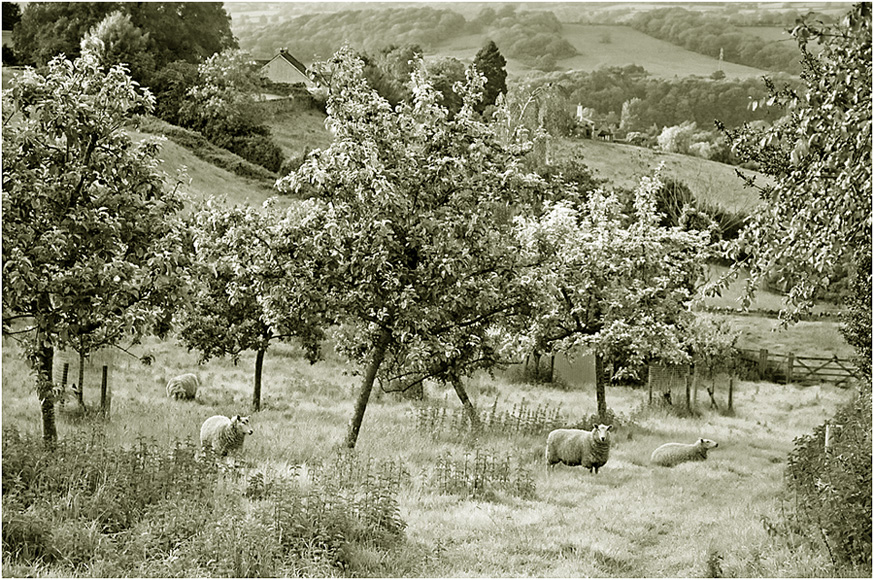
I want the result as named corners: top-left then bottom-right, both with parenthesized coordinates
top-left (166, 373), bottom-right (200, 400)
top-left (650, 438), bottom-right (718, 467)
top-left (200, 415), bottom-right (253, 456)
top-left (546, 424), bottom-right (613, 474)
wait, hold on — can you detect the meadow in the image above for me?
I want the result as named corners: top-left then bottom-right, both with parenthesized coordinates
top-left (2, 323), bottom-right (856, 577)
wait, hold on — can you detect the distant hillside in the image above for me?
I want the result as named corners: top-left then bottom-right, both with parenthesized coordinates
top-left (258, 102), bottom-right (768, 215)
top-left (550, 137), bottom-right (769, 214)
top-left (227, 2), bottom-right (843, 79)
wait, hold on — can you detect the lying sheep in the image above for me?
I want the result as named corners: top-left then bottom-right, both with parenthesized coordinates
top-left (200, 415), bottom-right (253, 456)
top-left (650, 438), bottom-right (718, 467)
top-left (166, 373), bottom-right (200, 400)
top-left (546, 424), bottom-right (613, 474)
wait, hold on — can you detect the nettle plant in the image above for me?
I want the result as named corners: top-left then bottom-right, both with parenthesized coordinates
top-left (276, 46), bottom-right (553, 447)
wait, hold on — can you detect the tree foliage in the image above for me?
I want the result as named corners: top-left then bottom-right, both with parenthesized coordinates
top-left (2, 51), bottom-right (187, 443)
top-left (175, 201), bottom-right (325, 411)
top-left (472, 40), bottom-right (507, 114)
top-left (277, 47), bottom-right (549, 446)
top-left (12, 2), bottom-right (236, 80)
top-left (80, 11), bottom-right (154, 83)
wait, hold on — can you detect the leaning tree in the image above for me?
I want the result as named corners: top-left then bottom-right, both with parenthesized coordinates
top-left (276, 47), bottom-right (552, 447)
top-left (2, 51), bottom-right (188, 444)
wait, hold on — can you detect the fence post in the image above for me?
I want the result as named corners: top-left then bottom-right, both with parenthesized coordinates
top-left (728, 377), bottom-right (734, 412)
top-left (693, 370), bottom-right (698, 406)
top-left (787, 352), bottom-right (794, 384)
top-left (100, 365), bottom-right (110, 419)
top-left (685, 374), bottom-right (691, 413)
top-left (648, 365), bottom-right (653, 405)
top-left (758, 349), bottom-right (769, 377)
top-left (824, 423), bottom-right (831, 455)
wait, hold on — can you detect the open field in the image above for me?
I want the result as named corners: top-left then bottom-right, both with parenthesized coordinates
top-left (2, 327), bottom-right (855, 577)
top-left (429, 24), bottom-right (770, 80)
top-left (557, 24), bottom-right (768, 79)
top-left (553, 137), bottom-right (771, 214)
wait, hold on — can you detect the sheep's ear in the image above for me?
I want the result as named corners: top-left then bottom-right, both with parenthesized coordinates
top-left (605, 425), bottom-right (612, 431)
top-left (232, 415), bottom-right (240, 423)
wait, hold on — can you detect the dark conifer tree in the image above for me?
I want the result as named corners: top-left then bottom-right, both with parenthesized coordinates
top-left (471, 40), bottom-right (507, 114)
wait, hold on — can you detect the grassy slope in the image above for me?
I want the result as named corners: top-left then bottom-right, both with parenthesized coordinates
top-left (553, 137), bottom-right (771, 214)
top-left (2, 333), bottom-right (851, 577)
top-left (127, 130), bottom-right (295, 211)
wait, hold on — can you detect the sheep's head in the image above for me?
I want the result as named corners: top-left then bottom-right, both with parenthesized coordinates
top-left (232, 415), bottom-right (253, 435)
top-left (592, 424), bottom-right (612, 442)
top-left (698, 438), bottom-right (717, 449)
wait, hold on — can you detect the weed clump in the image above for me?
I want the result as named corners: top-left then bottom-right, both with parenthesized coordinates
top-left (428, 449), bottom-right (536, 501)
top-left (0, 428), bottom-right (408, 577)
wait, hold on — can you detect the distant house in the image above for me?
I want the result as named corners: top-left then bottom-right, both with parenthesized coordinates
top-left (259, 49), bottom-right (318, 89)
top-left (597, 127), bottom-right (614, 142)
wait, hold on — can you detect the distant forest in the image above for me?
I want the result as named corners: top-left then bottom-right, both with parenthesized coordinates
top-left (526, 66), bottom-right (791, 130)
top-left (236, 5), bottom-right (576, 70)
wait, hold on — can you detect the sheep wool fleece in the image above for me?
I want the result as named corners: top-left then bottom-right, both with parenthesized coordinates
top-left (650, 438), bottom-right (718, 467)
top-left (166, 373), bottom-right (200, 400)
top-left (546, 424), bottom-right (612, 474)
top-left (200, 415), bottom-right (253, 456)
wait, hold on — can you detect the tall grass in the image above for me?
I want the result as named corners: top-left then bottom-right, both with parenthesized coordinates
top-left (1, 327), bottom-right (860, 577)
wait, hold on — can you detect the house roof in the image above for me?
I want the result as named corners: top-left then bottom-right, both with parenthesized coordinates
top-left (264, 50), bottom-right (308, 76)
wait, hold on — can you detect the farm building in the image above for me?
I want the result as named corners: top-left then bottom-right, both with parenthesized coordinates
top-left (259, 49), bottom-right (318, 88)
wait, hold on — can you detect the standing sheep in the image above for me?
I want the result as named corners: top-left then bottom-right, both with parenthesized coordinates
top-left (546, 424), bottom-right (613, 474)
top-left (166, 373), bottom-right (200, 400)
top-left (200, 415), bottom-right (253, 456)
top-left (650, 438), bottom-right (718, 467)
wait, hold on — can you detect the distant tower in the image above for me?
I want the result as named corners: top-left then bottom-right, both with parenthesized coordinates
top-left (718, 48), bottom-right (724, 72)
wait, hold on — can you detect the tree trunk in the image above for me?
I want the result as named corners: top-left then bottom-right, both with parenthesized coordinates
top-left (76, 350), bottom-right (87, 412)
top-left (35, 342), bottom-right (57, 446)
top-left (344, 329), bottom-right (390, 449)
top-left (595, 354), bottom-right (607, 423)
top-left (253, 347), bottom-right (266, 412)
top-left (450, 373), bottom-right (481, 432)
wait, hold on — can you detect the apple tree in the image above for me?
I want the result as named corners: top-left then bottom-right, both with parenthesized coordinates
top-left (175, 200), bottom-right (326, 411)
top-left (512, 171), bottom-right (711, 420)
top-left (276, 47), bottom-right (550, 447)
top-left (2, 51), bottom-right (188, 444)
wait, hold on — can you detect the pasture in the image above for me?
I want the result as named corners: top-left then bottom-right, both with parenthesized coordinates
top-left (2, 325), bottom-right (853, 577)
top-left (556, 24), bottom-right (769, 79)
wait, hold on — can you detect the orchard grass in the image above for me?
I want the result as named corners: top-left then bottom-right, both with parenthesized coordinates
top-left (1, 328), bottom-right (857, 577)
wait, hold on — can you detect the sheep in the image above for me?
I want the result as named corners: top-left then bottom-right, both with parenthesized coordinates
top-left (200, 415), bottom-right (253, 456)
top-left (166, 373), bottom-right (200, 400)
top-left (650, 438), bottom-right (718, 467)
top-left (546, 424), bottom-right (613, 474)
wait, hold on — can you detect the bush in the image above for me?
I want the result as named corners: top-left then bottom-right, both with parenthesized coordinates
top-left (785, 386), bottom-right (872, 572)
